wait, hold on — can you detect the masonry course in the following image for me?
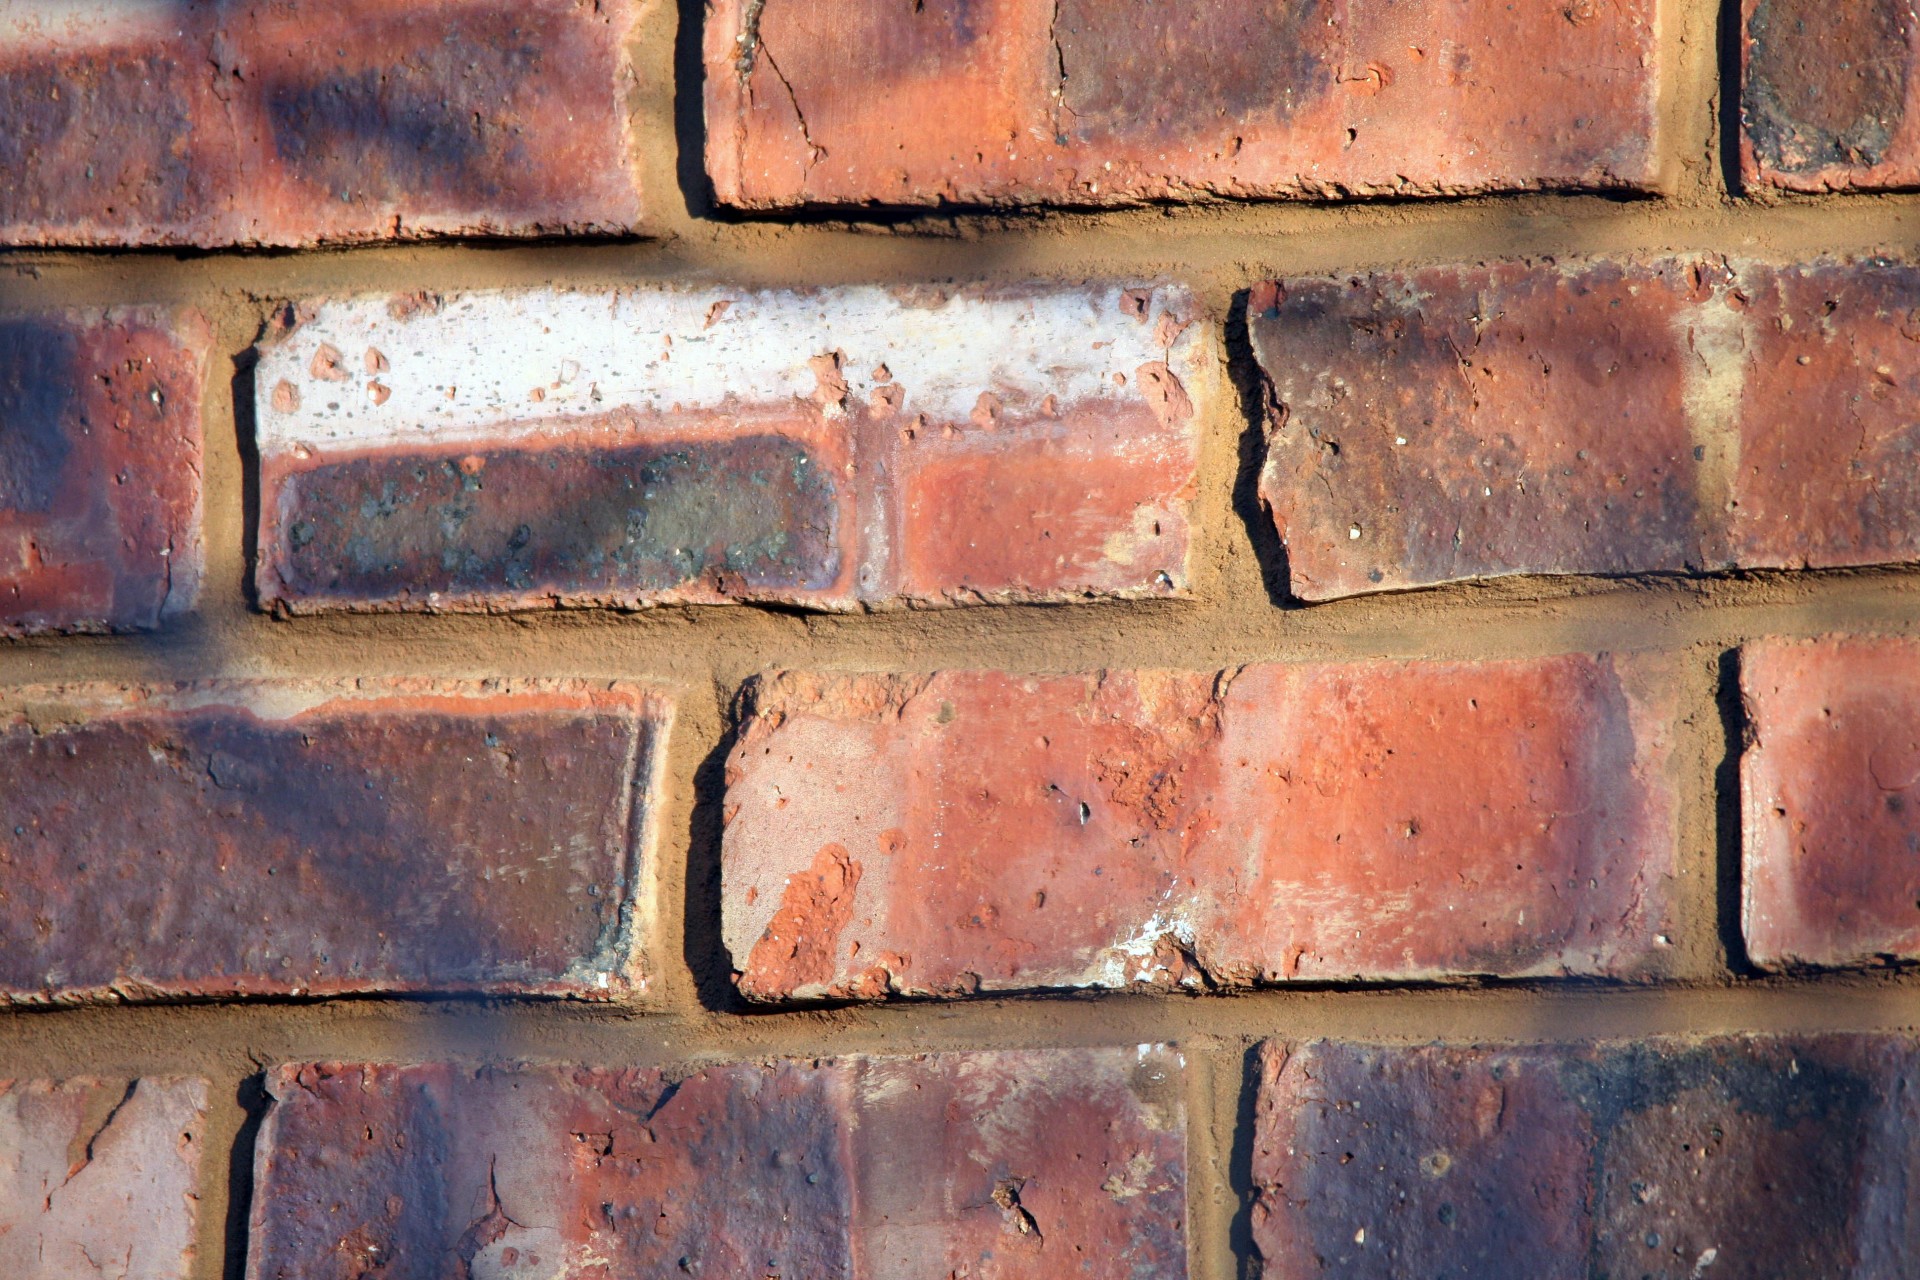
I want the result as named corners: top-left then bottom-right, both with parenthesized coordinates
top-left (4, 1), bottom-right (1919, 1275)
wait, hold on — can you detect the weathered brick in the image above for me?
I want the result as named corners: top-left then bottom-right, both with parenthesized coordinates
top-left (1742, 0), bottom-right (1920, 191)
top-left (0, 1076), bottom-right (207, 1280)
top-left (1719, 259), bottom-right (1920, 572)
top-left (722, 654), bottom-right (1676, 1001)
top-left (1255, 256), bottom-right (1920, 599)
top-left (0, 679), bottom-right (669, 1002)
top-left (0, 308), bottom-right (207, 636)
top-left (1252, 1035), bottom-right (1920, 1278)
top-left (253, 283), bottom-right (1203, 613)
top-left (247, 1047), bottom-right (1187, 1279)
top-left (704, 0), bottom-right (1660, 209)
top-left (0, 1), bottom-right (639, 246)
top-left (1741, 635), bottom-right (1920, 970)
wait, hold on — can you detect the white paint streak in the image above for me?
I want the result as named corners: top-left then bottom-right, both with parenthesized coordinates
top-left (255, 284), bottom-right (1205, 455)
top-left (1, 678), bottom-right (665, 731)
top-left (0, 0), bottom-right (183, 45)
top-left (1078, 909), bottom-right (1202, 989)
top-left (1673, 290), bottom-right (1750, 529)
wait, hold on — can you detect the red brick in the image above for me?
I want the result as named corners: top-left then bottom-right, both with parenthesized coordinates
top-left (0, 1076), bottom-right (207, 1280)
top-left (1742, 0), bottom-right (1920, 191)
top-left (253, 283), bottom-right (1204, 613)
top-left (1719, 258), bottom-right (1920, 572)
top-left (247, 1047), bottom-right (1187, 1279)
top-left (0, 1), bottom-right (639, 247)
top-left (1252, 1035), bottom-right (1920, 1278)
top-left (1740, 635), bottom-right (1920, 969)
top-left (722, 654), bottom-right (1677, 1001)
top-left (704, 0), bottom-right (1659, 209)
top-left (0, 308), bottom-right (207, 636)
top-left (1256, 256), bottom-right (1920, 599)
top-left (0, 679), bottom-right (670, 1003)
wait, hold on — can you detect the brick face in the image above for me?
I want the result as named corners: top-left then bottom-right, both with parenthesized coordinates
top-left (0, 680), bottom-right (669, 1002)
top-left (1255, 256), bottom-right (1920, 599)
top-left (0, 0), bottom-right (640, 246)
top-left (722, 654), bottom-right (1677, 1001)
top-left (1252, 1036), bottom-right (1920, 1278)
top-left (1742, 0), bottom-right (1920, 191)
top-left (6, 0), bottom-right (1918, 1269)
top-left (252, 283), bottom-right (1204, 613)
top-left (0, 1077), bottom-right (207, 1280)
top-left (0, 308), bottom-right (207, 636)
top-left (704, 0), bottom-right (1660, 208)
top-left (247, 1047), bottom-right (1187, 1279)
top-left (1741, 635), bottom-right (1920, 970)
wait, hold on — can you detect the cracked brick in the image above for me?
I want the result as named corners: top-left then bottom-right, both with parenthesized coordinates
top-left (246, 1047), bottom-right (1187, 1279)
top-left (705, 0), bottom-right (1660, 209)
top-left (0, 1076), bottom-right (207, 1280)
top-left (0, 0), bottom-right (641, 246)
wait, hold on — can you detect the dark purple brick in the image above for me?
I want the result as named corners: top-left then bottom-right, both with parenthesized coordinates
top-left (1253, 1036), bottom-right (1920, 1278)
top-left (0, 308), bottom-right (207, 635)
top-left (0, 680), bottom-right (670, 1002)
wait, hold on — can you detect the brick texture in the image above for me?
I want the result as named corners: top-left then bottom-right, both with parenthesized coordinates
top-left (722, 654), bottom-right (1677, 1001)
top-left (1252, 1036), bottom-right (1920, 1278)
top-left (1742, 0), bottom-right (1920, 191)
top-left (0, 680), bottom-right (669, 1002)
top-left (252, 283), bottom-right (1204, 613)
top-left (1742, 634), bottom-right (1920, 970)
top-left (0, 1076), bottom-right (207, 1280)
top-left (0, 308), bottom-right (207, 636)
top-left (1255, 256), bottom-right (1920, 599)
top-left (0, 0), bottom-right (640, 247)
top-left (704, 0), bottom-right (1660, 209)
top-left (247, 1047), bottom-right (1187, 1279)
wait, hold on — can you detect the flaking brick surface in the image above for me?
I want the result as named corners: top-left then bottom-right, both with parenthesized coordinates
top-left (1742, 0), bottom-right (1920, 191)
top-left (1253, 1036), bottom-right (1920, 1278)
top-left (0, 1076), bottom-right (207, 1280)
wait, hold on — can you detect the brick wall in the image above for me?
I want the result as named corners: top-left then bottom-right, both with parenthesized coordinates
top-left (2, 0), bottom-right (1918, 1276)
